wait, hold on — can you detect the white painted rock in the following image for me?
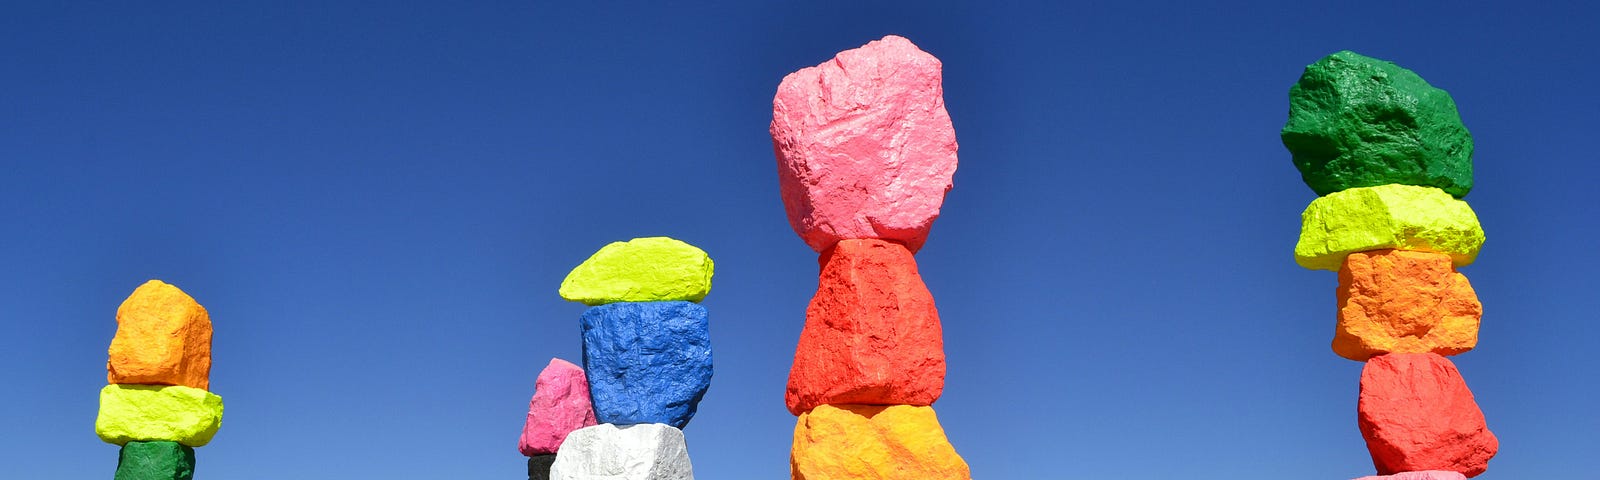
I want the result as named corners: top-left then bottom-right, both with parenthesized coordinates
top-left (549, 423), bottom-right (695, 480)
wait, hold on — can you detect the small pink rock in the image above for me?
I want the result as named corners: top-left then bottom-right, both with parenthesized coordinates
top-left (1352, 471), bottom-right (1468, 480)
top-left (518, 358), bottom-right (597, 456)
top-left (770, 35), bottom-right (958, 253)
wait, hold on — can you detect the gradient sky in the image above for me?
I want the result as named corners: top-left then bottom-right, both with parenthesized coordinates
top-left (3, 2), bottom-right (1595, 479)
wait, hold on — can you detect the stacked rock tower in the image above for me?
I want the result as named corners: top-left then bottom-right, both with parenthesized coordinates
top-left (527, 237), bottom-right (714, 480)
top-left (96, 280), bottom-right (224, 480)
top-left (771, 36), bottom-right (970, 480)
top-left (1282, 51), bottom-right (1498, 479)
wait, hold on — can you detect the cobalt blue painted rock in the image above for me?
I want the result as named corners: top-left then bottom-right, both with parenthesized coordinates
top-left (581, 301), bottom-right (713, 428)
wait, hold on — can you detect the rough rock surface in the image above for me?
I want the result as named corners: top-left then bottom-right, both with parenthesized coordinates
top-left (559, 237), bottom-right (715, 306)
top-left (96, 384), bottom-right (224, 447)
top-left (771, 35), bottom-right (958, 253)
top-left (1282, 50), bottom-right (1473, 197)
top-left (108, 280), bottom-right (213, 390)
top-left (1335, 250), bottom-right (1481, 361)
top-left (1359, 354), bottom-right (1497, 477)
top-left (791, 404), bottom-right (969, 480)
top-left (786, 239), bottom-right (944, 415)
top-left (582, 301), bottom-right (713, 428)
top-left (1295, 184), bottom-right (1484, 271)
top-left (521, 358), bottom-right (599, 456)
top-left (528, 454), bottom-right (556, 480)
top-left (550, 423), bottom-right (694, 480)
top-left (115, 441), bottom-right (195, 480)
top-left (1352, 471), bottom-right (1468, 480)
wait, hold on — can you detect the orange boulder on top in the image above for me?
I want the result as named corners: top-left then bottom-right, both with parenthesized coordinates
top-left (107, 280), bottom-right (213, 390)
top-left (1334, 250), bottom-right (1482, 361)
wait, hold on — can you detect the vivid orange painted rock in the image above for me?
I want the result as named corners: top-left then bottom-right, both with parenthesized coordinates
top-left (791, 404), bottom-right (969, 480)
top-left (1334, 250), bottom-right (1482, 361)
top-left (107, 280), bottom-right (213, 390)
top-left (1359, 353), bottom-right (1497, 477)
top-left (786, 239), bottom-right (944, 415)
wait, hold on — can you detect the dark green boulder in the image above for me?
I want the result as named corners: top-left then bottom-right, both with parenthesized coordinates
top-left (115, 441), bottom-right (194, 480)
top-left (1282, 50), bottom-right (1473, 197)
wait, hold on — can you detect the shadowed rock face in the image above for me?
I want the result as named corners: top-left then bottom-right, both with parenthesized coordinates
top-left (1359, 354), bottom-right (1497, 477)
top-left (527, 454), bottom-right (556, 480)
top-left (1282, 50), bottom-right (1473, 197)
top-left (771, 35), bottom-right (958, 253)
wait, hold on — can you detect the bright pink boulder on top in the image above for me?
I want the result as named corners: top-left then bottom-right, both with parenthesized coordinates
top-left (1352, 471), bottom-right (1467, 480)
top-left (518, 358), bottom-right (597, 456)
top-left (770, 35), bottom-right (958, 253)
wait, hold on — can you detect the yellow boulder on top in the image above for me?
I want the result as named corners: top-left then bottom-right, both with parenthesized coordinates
top-left (559, 237), bottom-right (714, 306)
top-left (791, 404), bottom-right (970, 480)
top-left (108, 280), bottom-right (213, 390)
top-left (1295, 184), bottom-right (1484, 271)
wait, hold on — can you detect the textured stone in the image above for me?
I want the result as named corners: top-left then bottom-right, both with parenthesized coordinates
top-left (528, 454), bottom-right (556, 480)
top-left (1282, 50), bottom-right (1473, 197)
top-left (96, 384), bottom-right (224, 447)
top-left (559, 237), bottom-right (715, 306)
top-left (520, 358), bottom-right (598, 456)
top-left (791, 404), bottom-right (969, 480)
top-left (1295, 184), bottom-right (1484, 271)
top-left (108, 280), bottom-right (212, 390)
top-left (550, 423), bottom-right (694, 480)
top-left (1352, 471), bottom-right (1468, 480)
top-left (1334, 250), bottom-right (1481, 361)
top-left (1359, 354), bottom-right (1497, 477)
top-left (771, 35), bottom-right (958, 253)
top-left (582, 302), bottom-right (713, 428)
top-left (115, 441), bottom-right (195, 480)
top-left (787, 239), bottom-right (943, 415)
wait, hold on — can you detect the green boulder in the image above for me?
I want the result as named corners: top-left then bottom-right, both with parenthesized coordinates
top-left (1295, 184), bottom-right (1484, 271)
top-left (115, 441), bottom-right (195, 480)
top-left (1282, 51), bottom-right (1473, 197)
top-left (559, 237), bottom-right (714, 305)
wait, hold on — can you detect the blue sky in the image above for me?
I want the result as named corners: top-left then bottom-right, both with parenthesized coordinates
top-left (2, 1), bottom-right (1595, 478)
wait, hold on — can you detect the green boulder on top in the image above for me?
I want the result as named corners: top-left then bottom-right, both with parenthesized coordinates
top-left (1282, 51), bottom-right (1474, 198)
top-left (559, 237), bottom-right (714, 305)
top-left (115, 441), bottom-right (195, 480)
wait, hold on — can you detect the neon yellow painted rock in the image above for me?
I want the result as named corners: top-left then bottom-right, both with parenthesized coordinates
top-left (1295, 184), bottom-right (1484, 271)
top-left (96, 384), bottom-right (223, 447)
top-left (559, 237), bottom-right (714, 305)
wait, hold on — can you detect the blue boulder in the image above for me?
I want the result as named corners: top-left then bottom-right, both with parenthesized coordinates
top-left (580, 301), bottom-right (713, 428)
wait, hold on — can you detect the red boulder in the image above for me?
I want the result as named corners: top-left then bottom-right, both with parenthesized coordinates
top-left (1358, 353), bottom-right (1498, 477)
top-left (785, 239), bottom-right (945, 415)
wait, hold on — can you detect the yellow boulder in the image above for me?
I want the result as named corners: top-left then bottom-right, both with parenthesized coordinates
top-left (108, 280), bottom-right (212, 390)
top-left (559, 237), bottom-right (714, 306)
top-left (1295, 184), bottom-right (1484, 271)
top-left (791, 404), bottom-right (970, 480)
top-left (96, 384), bottom-right (224, 447)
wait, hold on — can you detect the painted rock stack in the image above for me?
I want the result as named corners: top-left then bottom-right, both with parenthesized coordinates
top-left (96, 280), bottom-right (224, 480)
top-left (1282, 51), bottom-right (1498, 478)
top-left (540, 237), bottom-right (713, 480)
top-left (771, 35), bottom-right (970, 480)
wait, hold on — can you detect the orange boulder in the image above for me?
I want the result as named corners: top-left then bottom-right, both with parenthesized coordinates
top-left (791, 404), bottom-right (970, 480)
top-left (107, 280), bottom-right (213, 390)
top-left (786, 239), bottom-right (944, 415)
top-left (1333, 250), bottom-right (1481, 361)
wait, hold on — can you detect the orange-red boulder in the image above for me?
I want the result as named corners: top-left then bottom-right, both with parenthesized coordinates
top-left (785, 239), bottom-right (944, 415)
top-left (1334, 250), bottom-right (1482, 361)
top-left (1359, 353), bottom-right (1497, 477)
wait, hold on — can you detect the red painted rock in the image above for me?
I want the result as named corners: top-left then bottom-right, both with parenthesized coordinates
top-left (1334, 250), bottom-right (1482, 361)
top-left (786, 239), bottom-right (944, 415)
top-left (770, 35), bottom-right (958, 253)
top-left (1359, 354), bottom-right (1497, 477)
top-left (1352, 471), bottom-right (1467, 480)
top-left (519, 358), bottom-right (598, 456)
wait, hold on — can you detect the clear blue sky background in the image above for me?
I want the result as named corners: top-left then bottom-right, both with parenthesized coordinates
top-left (3, 1), bottom-right (1594, 478)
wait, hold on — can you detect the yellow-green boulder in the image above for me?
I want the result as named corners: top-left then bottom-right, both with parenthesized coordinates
top-left (559, 237), bottom-right (714, 306)
top-left (96, 384), bottom-right (224, 447)
top-left (1295, 184), bottom-right (1484, 271)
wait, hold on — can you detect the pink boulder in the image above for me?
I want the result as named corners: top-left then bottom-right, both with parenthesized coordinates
top-left (518, 358), bottom-right (597, 456)
top-left (1359, 354), bottom-right (1498, 477)
top-left (770, 35), bottom-right (958, 253)
top-left (1352, 471), bottom-right (1468, 480)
